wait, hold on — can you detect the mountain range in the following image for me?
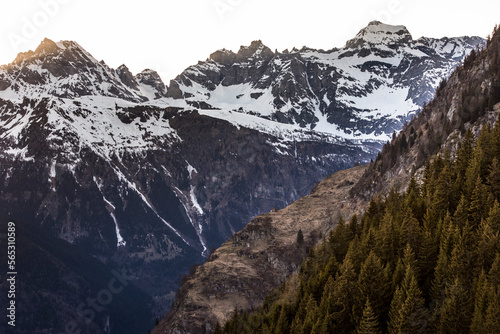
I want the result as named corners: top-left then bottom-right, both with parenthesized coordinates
top-left (155, 24), bottom-right (500, 334)
top-left (0, 21), bottom-right (484, 333)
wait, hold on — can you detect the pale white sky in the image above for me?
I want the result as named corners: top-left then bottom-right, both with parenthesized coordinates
top-left (1, 0), bottom-right (499, 83)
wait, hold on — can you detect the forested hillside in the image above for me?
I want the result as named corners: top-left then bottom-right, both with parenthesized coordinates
top-left (215, 24), bottom-right (500, 334)
top-left (218, 119), bottom-right (500, 333)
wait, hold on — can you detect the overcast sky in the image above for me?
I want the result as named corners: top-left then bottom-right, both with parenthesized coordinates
top-left (1, 0), bottom-right (499, 82)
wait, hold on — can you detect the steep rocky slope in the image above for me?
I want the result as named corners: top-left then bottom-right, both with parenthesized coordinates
top-left (156, 165), bottom-right (368, 333)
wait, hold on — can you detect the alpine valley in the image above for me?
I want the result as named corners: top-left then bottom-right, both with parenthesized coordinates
top-left (0, 21), bottom-right (483, 333)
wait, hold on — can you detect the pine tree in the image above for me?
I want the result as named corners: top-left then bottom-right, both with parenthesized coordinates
top-left (323, 258), bottom-right (358, 333)
top-left (476, 205), bottom-right (500, 271)
top-left (464, 150), bottom-right (482, 201)
top-left (274, 304), bottom-right (291, 334)
top-left (329, 217), bottom-right (353, 262)
top-left (449, 223), bottom-right (477, 288)
top-left (402, 243), bottom-right (420, 280)
top-left (376, 211), bottom-right (401, 265)
top-left (357, 299), bottom-right (382, 334)
top-left (419, 220), bottom-right (439, 300)
top-left (439, 277), bottom-right (473, 333)
top-left (345, 236), bottom-right (365, 274)
top-left (456, 129), bottom-right (475, 182)
top-left (388, 286), bottom-right (404, 334)
top-left (388, 250), bottom-right (429, 334)
top-left (397, 273), bottom-right (430, 333)
top-left (405, 176), bottom-right (424, 221)
top-left (469, 176), bottom-right (488, 227)
top-left (297, 229), bottom-right (304, 245)
top-left (486, 200), bottom-right (500, 233)
top-left (357, 252), bottom-right (391, 327)
top-left (454, 195), bottom-right (470, 228)
top-left (301, 295), bottom-right (319, 334)
top-left (488, 253), bottom-right (500, 288)
top-left (400, 209), bottom-right (422, 255)
top-left (213, 321), bottom-right (222, 334)
top-left (432, 163), bottom-right (454, 217)
top-left (470, 271), bottom-right (490, 334)
top-left (487, 158), bottom-right (500, 201)
top-left (392, 258), bottom-right (405, 290)
top-left (476, 123), bottom-right (495, 178)
top-left (431, 244), bottom-right (450, 308)
top-left (484, 289), bottom-right (500, 333)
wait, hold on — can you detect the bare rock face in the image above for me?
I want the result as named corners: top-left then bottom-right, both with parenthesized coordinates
top-left (117, 64), bottom-right (139, 90)
top-left (136, 69), bottom-right (168, 98)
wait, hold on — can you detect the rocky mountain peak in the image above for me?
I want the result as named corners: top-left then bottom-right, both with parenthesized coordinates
top-left (12, 38), bottom-right (93, 65)
top-left (116, 64), bottom-right (139, 90)
top-left (0, 38), bottom-right (169, 102)
top-left (236, 40), bottom-right (274, 60)
top-left (345, 20), bottom-right (413, 48)
top-left (34, 38), bottom-right (61, 55)
top-left (136, 69), bottom-right (168, 98)
top-left (208, 40), bottom-right (274, 65)
top-left (13, 38), bottom-right (62, 65)
top-left (209, 48), bottom-right (237, 65)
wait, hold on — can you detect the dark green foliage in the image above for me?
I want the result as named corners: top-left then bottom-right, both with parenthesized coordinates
top-left (218, 109), bottom-right (500, 334)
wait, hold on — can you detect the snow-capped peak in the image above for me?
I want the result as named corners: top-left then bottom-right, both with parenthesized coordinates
top-left (345, 21), bottom-right (412, 48)
top-left (0, 38), bottom-right (168, 102)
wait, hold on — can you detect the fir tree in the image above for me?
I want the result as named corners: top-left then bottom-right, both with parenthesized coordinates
top-left (439, 277), bottom-right (473, 333)
top-left (470, 271), bottom-right (490, 334)
top-left (325, 258), bottom-right (358, 333)
top-left (400, 209), bottom-right (421, 256)
top-left (297, 229), bottom-right (304, 245)
top-left (483, 290), bottom-right (500, 333)
top-left (388, 251), bottom-right (429, 334)
top-left (469, 176), bottom-right (488, 227)
top-left (487, 158), bottom-right (500, 201)
top-left (357, 299), bottom-right (382, 334)
top-left (357, 252), bottom-right (391, 327)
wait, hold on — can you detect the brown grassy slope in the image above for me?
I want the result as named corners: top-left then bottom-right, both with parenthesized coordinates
top-left (154, 165), bottom-right (368, 334)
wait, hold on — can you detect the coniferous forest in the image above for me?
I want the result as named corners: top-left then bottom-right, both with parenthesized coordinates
top-left (216, 25), bottom-right (500, 332)
top-left (218, 118), bottom-right (500, 334)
